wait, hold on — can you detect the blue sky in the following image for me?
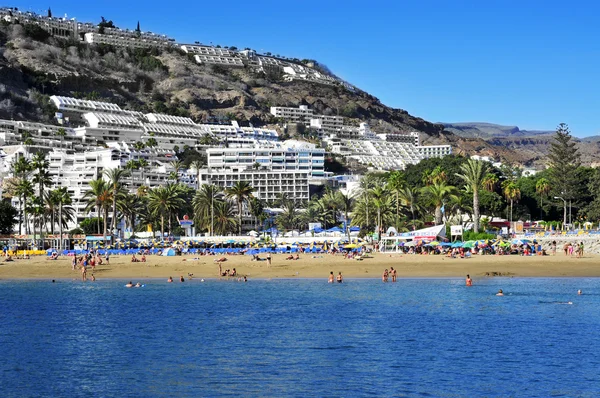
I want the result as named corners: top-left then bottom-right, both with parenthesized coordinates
top-left (9, 0), bottom-right (600, 136)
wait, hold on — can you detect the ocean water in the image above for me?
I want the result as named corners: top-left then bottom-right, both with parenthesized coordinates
top-left (1, 277), bottom-right (599, 397)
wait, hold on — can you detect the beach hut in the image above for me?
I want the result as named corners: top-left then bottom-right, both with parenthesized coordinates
top-left (162, 248), bottom-right (176, 256)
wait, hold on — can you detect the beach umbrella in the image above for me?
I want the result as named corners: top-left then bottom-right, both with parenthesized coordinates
top-left (344, 244), bottom-right (358, 249)
top-left (463, 241), bottom-right (476, 249)
top-left (429, 241), bottom-right (440, 246)
top-left (512, 239), bottom-right (531, 245)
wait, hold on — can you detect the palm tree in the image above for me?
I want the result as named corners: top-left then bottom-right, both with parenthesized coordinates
top-left (192, 184), bottom-right (223, 235)
top-left (147, 184), bottom-right (185, 238)
top-left (535, 178), bottom-right (551, 220)
top-left (387, 170), bottom-right (405, 224)
top-left (456, 159), bottom-right (488, 233)
top-left (48, 187), bottom-right (73, 250)
top-left (482, 173), bottom-right (499, 192)
top-left (225, 181), bottom-right (255, 235)
top-left (15, 179), bottom-right (34, 234)
top-left (104, 168), bottom-right (130, 240)
top-left (118, 193), bottom-right (144, 234)
top-left (83, 178), bottom-right (110, 235)
top-left (55, 127), bottom-right (66, 148)
top-left (337, 191), bottom-right (354, 241)
top-left (308, 198), bottom-right (333, 229)
top-left (421, 182), bottom-right (458, 225)
top-left (212, 201), bottom-right (238, 235)
top-left (169, 160), bottom-right (183, 183)
top-left (32, 152), bottom-right (52, 241)
top-left (189, 160), bottom-right (204, 190)
top-left (398, 186), bottom-right (420, 230)
top-left (322, 190), bottom-right (341, 226)
top-left (11, 157), bottom-right (32, 234)
top-left (502, 180), bottom-right (521, 230)
top-left (370, 186), bottom-right (391, 235)
top-left (277, 200), bottom-right (299, 231)
top-left (248, 196), bottom-right (265, 232)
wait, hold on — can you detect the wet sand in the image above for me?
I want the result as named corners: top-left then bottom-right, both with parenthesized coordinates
top-left (1, 252), bottom-right (599, 280)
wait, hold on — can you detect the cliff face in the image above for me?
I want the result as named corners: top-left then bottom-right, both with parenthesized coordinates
top-left (0, 21), bottom-right (579, 167)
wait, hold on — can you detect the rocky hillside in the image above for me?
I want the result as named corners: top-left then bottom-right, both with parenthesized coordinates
top-left (0, 21), bottom-right (579, 167)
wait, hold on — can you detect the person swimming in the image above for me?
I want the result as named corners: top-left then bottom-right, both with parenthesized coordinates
top-left (167, 276), bottom-right (173, 283)
top-left (496, 289), bottom-right (504, 296)
top-left (466, 274), bottom-right (473, 286)
top-left (125, 281), bottom-right (134, 288)
top-left (578, 289), bottom-right (582, 295)
top-left (135, 282), bottom-right (141, 288)
top-left (180, 275), bottom-right (185, 282)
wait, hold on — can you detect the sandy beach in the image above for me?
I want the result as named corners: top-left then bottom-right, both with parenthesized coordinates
top-left (1, 252), bottom-right (599, 280)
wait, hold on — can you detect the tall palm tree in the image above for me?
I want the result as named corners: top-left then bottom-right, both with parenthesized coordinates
top-left (337, 191), bottom-right (354, 241)
top-left (277, 200), bottom-right (299, 231)
top-left (322, 190), bottom-right (341, 226)
top-left (421, 182), bottom-right (458, 225)
top-left (308, 198), bottom-right (333, 229)
top-left (104, 168), bottom-right (130, 240)
top-left (118, 193), bottom-right (144, 235)
top-left (535, 178), bottom-right (551, 219)
top-left (15, 179), bottom-right (34, 234)
top-left (387, 170), bottom-right (405, 224)
top-left (48, 187), bottom-right (73, 250)
top-left (398, 186), bottom-right (420, 230)
top-left (482, 173), bottom-right (499, 192)
top-left (502, 180), bottom-right (521, 229)
top-left (370, 186), bottom-right (390, 234)
top-left (358, 173), bottom-right (384, 230)
top-left (11, 157), bottom-right (32, 234)
top-left (55, 127), bottom-right (66, 148)
top-left (32, 152), bottom-right (52, 241)
top-left (225, 181), bottom-right (255, 235)
top-left (189, 160), bottom-right (205, 190)
top-left (147, 184), bottom-right (185, 238)
top-left (169, 160), bottom-right (183, 183)
top-left (248, 196), bottom-right (265, 232)
top-left (83, 178), bottom-right (111, 235)
top-left (456, 159), bottom-right (488, 233)
top-left (212, 201), bottom-right (238, 235)
top-left (192, 184), bottom-right (223, 235)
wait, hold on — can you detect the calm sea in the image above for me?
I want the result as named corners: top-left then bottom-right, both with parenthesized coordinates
top-left (1, 277), bottom-right (599, 397)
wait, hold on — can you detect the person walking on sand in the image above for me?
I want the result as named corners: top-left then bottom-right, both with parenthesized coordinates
top-left (466, 274), bottom-right (473, 286)
top-left (328, 271), bottom-right (335, 283)
top-left (267, 253), bottom-right (272, 267)
top-left (551, 241), bottom-right (557, 256)
top-left (337, 272), bottom-right (343, 283)
top-left (390, 267), bottom-right (397, 282)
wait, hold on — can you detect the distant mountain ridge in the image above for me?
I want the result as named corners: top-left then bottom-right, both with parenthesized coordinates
top-left (441, 122), bottom-right (555, 139)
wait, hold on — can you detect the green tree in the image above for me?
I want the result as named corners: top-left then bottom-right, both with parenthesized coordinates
top-left (147, 184), bottom-right (185, 237)
top-left (0, 200), bottom-right (19, 234)
top-left (420, 182), bottom-right (458, 225)
top-left (213, 201), bottom-right (238, 235)
top-left (535, 177), bottom-right (551, 220)
top-left (32, 152), bottom-right (52, 239)
top-left (456, 159), bottom-right (488, 233)
top-left (55, 127), bottom-right (66, 148)
top-left (548, 123), bottom-right (581, 222)
top-left (83, 178), bottom-right (112, 238)
top-left (387, 170), bottom-right (405, 225)
top-left (502, 180), bottom-right (521, 229)
top-left (104, 168), bottom-right (130, 239)
top-left (225, 181), bottom-right (255, 235)
top-left (193, 185), bottom-right (224, 235)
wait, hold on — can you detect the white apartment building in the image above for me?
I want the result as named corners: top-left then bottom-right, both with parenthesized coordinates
top-left (50, 96), bottom-right (125, 115)
top-left (201, 121), bottom-right (278, 143)
top-left (181, 45), bottom-right (234, 56)
top-left (378, 132), bottom-right (421, 146)
top-left (198, 169), bottom-right (310, 204)
top-left (270, 105), bottom-right (344, 135)
top-left (417, 145), bottom-right (452, 159)
top-left (194, 54), bottom-right (244, 67)
top-left (206, 140), bottom-right (326, 179)
top-left (84, 32), bottom-right (173, 49)
top-left (270, 105), bottom-right (314, 122)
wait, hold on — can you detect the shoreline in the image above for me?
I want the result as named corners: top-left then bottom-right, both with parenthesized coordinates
top-left (1, 252), bottom-right (600, 280)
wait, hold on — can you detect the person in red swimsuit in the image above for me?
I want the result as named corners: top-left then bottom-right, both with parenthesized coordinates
top-left (466, 274), bottom-right (473, 286)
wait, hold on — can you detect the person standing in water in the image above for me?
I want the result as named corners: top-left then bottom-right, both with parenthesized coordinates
top-left (328, 271), bottom-right (335, 283)
top-left (390, 267), bottom-right (397, 282)
top-left (336, 272), bottom-right (343, 283)
top-left (496, 289), bottom-right (504, 296)
top-left (466, 274), bottom-right (473, 286)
